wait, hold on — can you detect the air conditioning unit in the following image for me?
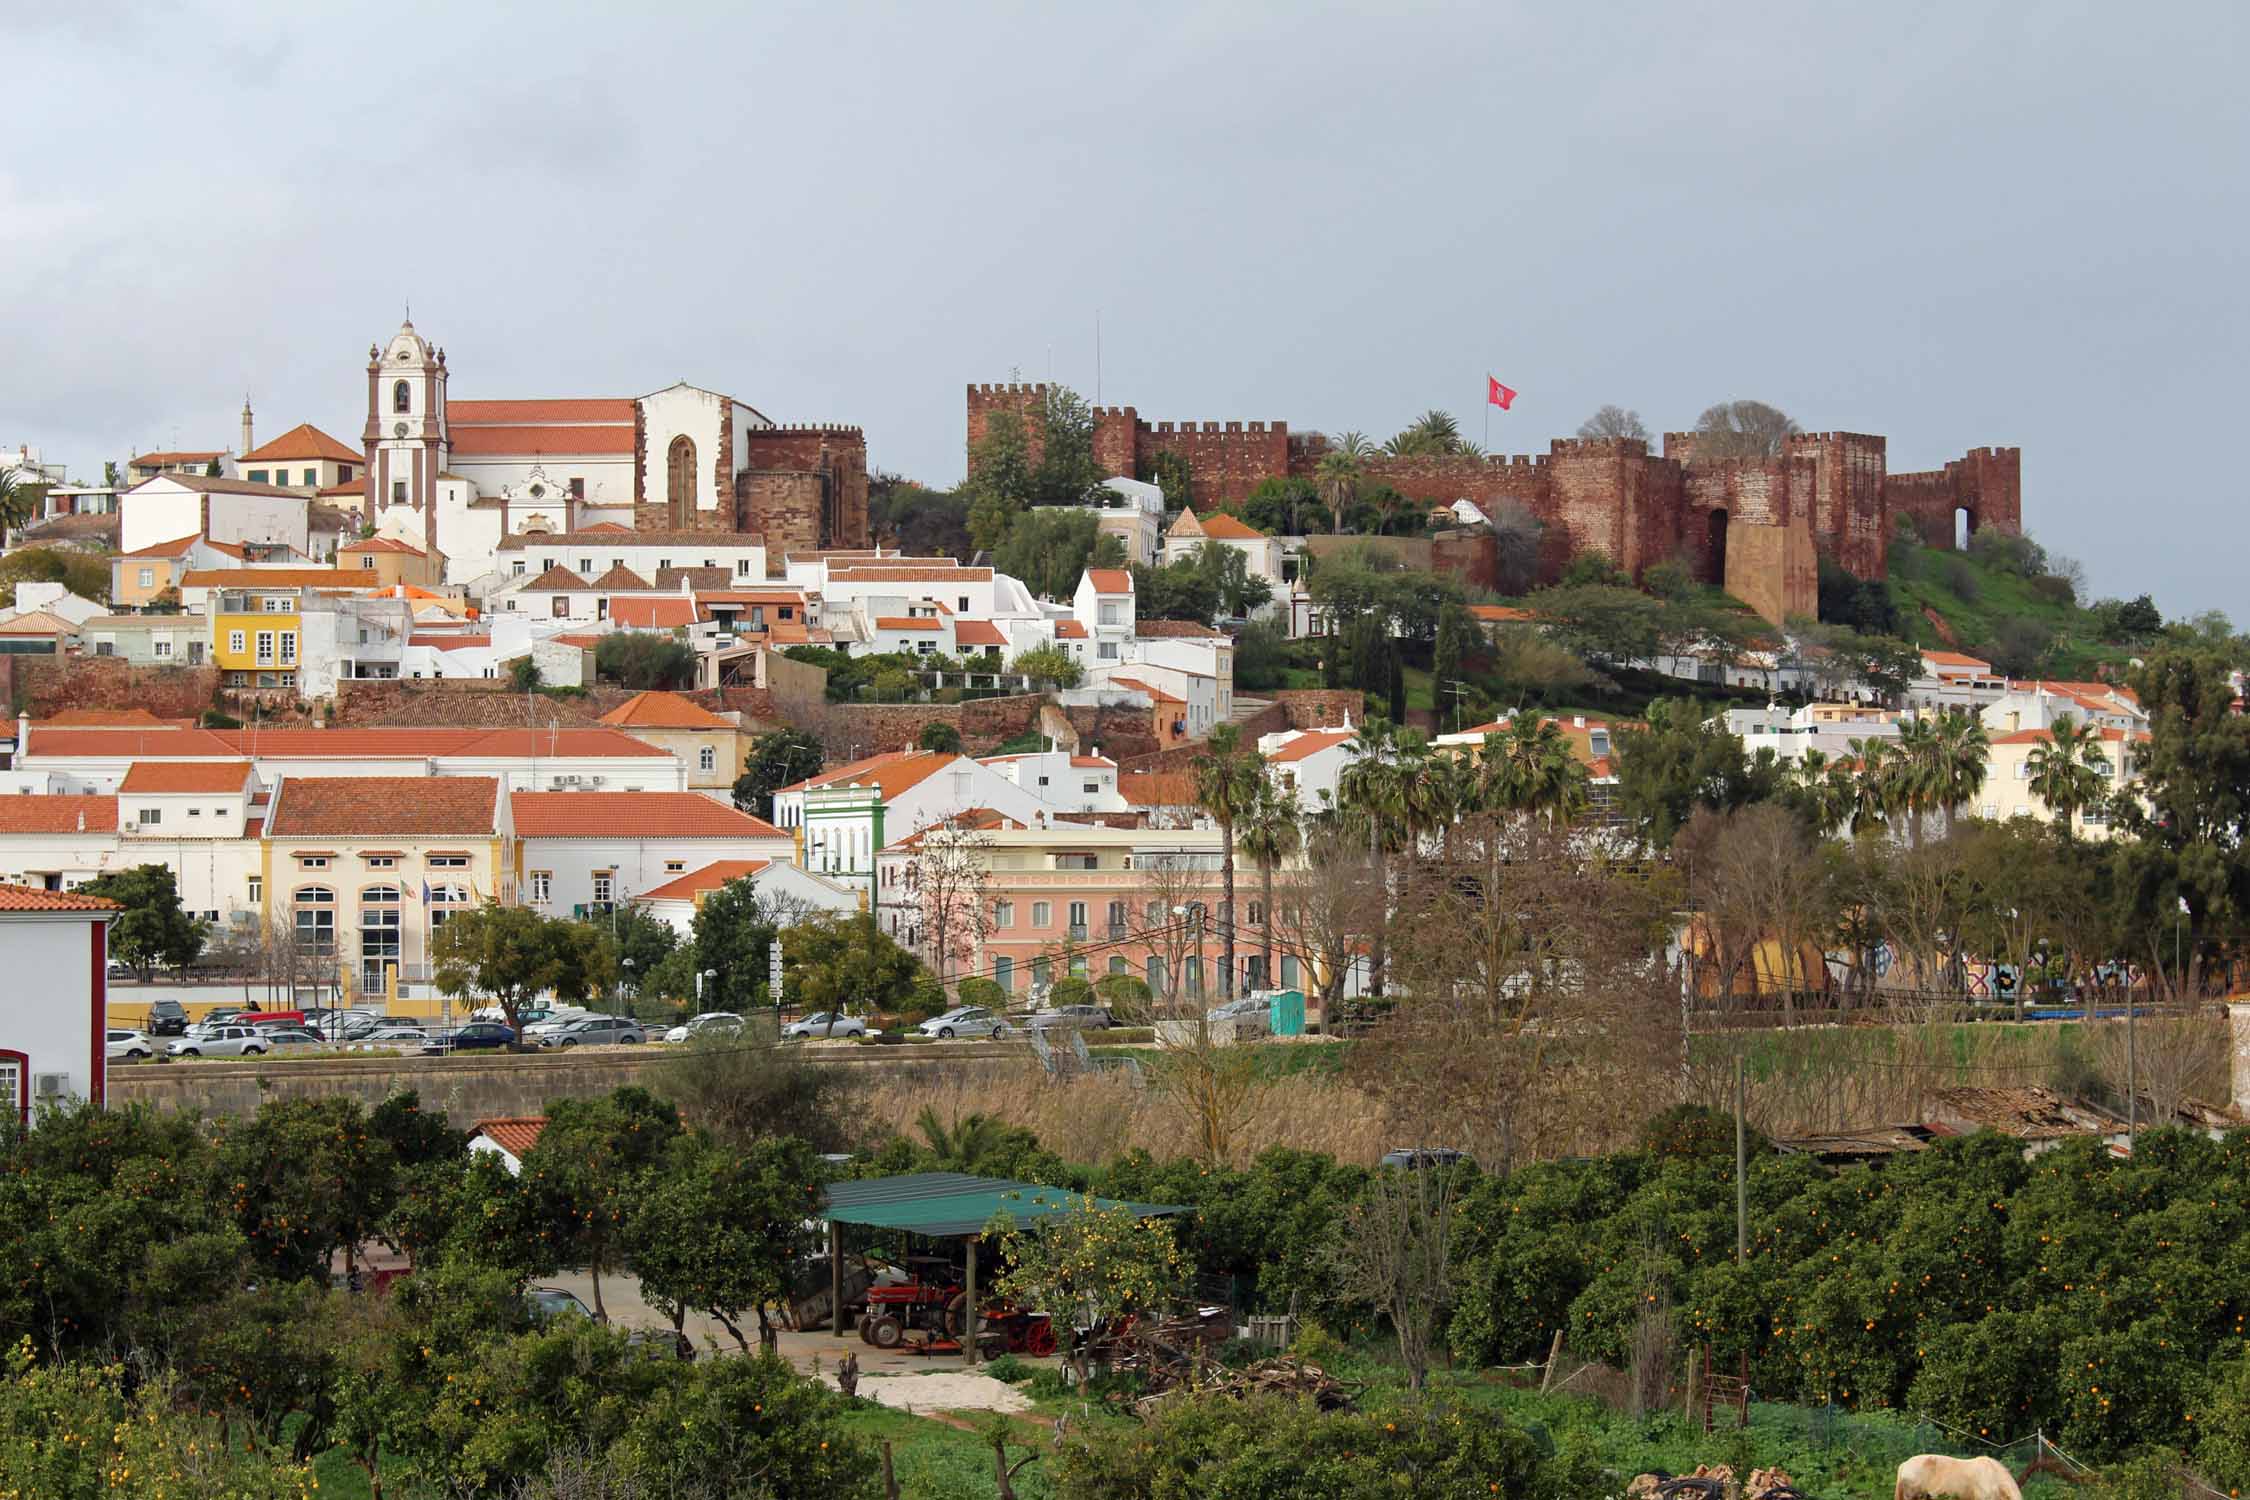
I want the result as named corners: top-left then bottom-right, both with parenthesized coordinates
top-left (589, 776), bottom-right (606, 787)
top-left (121, 821), bottom-right (139, 832)
top-left (33, 1073), bottom-right (69, 1098)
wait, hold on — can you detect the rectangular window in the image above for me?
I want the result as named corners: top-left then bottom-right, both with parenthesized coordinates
top-left (530, 871), bottom-right (552, 903)
top-left (1083, 781), bottom-right (1098, 794)
top-left (579, 558), bottom-right (592, 573)
top-left (228, 630), bottom-right (246, 655)
top-left (1100, 603), bottom-right (1121, 626)
top-left (593, 871), bottom-right (614, 903)
top-left (1031, 901), bottom-right (1051, 929)
top-left (1107, 900), bottom-right (1127, 935)
top-left (255, 631), bottom-right (274, 664)
top-left (569, 478), bottom-right (584, 499)
top-left (295, 906), bottom-right (334, 953)
top-left (1055, 854), bottom-right (1097, 870)
top-left (247, 470), bottom-right (269, 484)
top-left (152, 639), bottom-right (172, 659)
top-left (392, 480), bottom-right (406, 504)
top-left (958, 596), bottom-right (970, 612)
top-left (366, 856), bottom-right (396, 869)
top-left (339, 465), bottom-right (354, 482)
top-left (429, 855), bottom-right (468, 868)
top-left (665, 860), bottom-right (686, 873)
top-left (138, 807), bottom-right (160, 825)
top-left (359, 555), bottom-right (376, 570)
top-left (137, 567), bottom-right (154, 588)
top-left (1032, 957), bottom-right (1051, 989)
top-left (994, 900), bottom-right (1014, 929)
top-left (1281, 955), bottom-right (1299, 988)
top-left (512, 560), bottom-right (526, 576)
top-left (299, 856), bottom-right (328, 869)
top-left (1067, 901), bottom-right (1087, 938)
top-left (279, 632), bottom-right (296, 665)
top-left (735, 558), bottom-right (752, 575)
top-left (1099, 643), bottom-right (1119, 660)
top-left (994, 956), bottom-right (1015, 992)
top-left (302, 468), bottom-right (317, 486)
top-left (658, 559), bottom-right (671, 572)
top-left (247, 876), bottom-right (262, 904)
top-left (186, 807), bottom-right (201, 818)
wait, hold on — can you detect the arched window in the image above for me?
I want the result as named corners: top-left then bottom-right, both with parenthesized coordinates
top-left (392, 380), bottom-right (411, 414)
top-left (293, 885), bottom-right (335, 953)
top-left (698, 745), bottom-right (716, 772)
top-left (666, 435), bottom-right (697, 522)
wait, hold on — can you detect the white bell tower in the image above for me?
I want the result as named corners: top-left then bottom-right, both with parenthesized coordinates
top-left (362, 318), bottom-right (450, 551)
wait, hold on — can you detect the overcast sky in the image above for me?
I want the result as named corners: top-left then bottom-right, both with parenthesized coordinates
top-left (4, 2), bottom-right (2242, 616)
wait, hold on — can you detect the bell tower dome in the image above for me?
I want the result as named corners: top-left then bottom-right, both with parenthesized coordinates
top-left (361, 318), bottom-right (450, 544)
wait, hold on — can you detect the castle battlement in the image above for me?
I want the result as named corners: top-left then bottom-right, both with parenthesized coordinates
top-left (758, 423), bottom-right (864, 436)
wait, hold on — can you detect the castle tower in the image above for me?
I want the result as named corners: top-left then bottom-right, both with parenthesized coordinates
top-left (362, 319), bottom-right (449, 551)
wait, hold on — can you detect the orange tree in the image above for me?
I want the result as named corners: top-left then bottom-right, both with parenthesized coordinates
top-left (987, 1192), bottom-right (1186, 1387)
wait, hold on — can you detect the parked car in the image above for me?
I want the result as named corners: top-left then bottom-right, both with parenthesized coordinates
top-left (106, 958), bottom-right (134, 980)
top-left (917, 1006), bottom-right (1009, 1040)
top-left (781, 1011), bottom-right (866, 1039)
top-left (350, 1026), bottom-right (431, 1051)
top-left (1379, 1147), bottom-right (1475, 1171)
top-left (1205, 996), bottom-right (1270, 1024)
top-left (625, 1328), bottom-right (695, 1361)
top-left (666, 1011), bottom-right (746, 1043)
top-left (522, 1009), bottom-right (599, 1042)
top-left (259, 1027), bottom-right (327, 1048)
top-left (1025, 1005), bottom-right (1114, 1032)
top-left (105, 1028), bottom-right (154, 1061)
top-left (420, 1022), bottom-right (516, 1055)
top-left (168, 1025), bottom-right (271, 1058)
top-left (144, 999), bottom-right (188, 1037)
top-left (525, 1286), bottom-right (591, 1323)
top-left (539, 1016), bottom-right (647, 1049)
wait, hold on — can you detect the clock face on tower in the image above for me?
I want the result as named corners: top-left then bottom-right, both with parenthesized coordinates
top-left (393, 422), bottom-right (409, 439)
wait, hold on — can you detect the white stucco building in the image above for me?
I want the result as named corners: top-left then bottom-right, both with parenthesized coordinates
top-left (0, 885), bottom-right (118, 1122)
top-left (511, 791), bottom-right (797, 918)
top-left (632, 857), bottom-right (859, 938)
top-left (121, 473), bottom-right (312, 558)
top-left (770, 751), bottom-right (1059, 900)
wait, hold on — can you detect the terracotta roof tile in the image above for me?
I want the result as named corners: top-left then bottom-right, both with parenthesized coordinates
top-left (1106, 676), bottom-right (1184, 705)
top-left (510, 792), bottom-right (786, 839)
top-left (497, 529), bottom-right (764, 551)
top-left (240, 423), bottom-right (359, 464)
top-left (1196, 511), bottom-right (1266, 540)
top-left (470, 1116), bottom-right (548, 1159)
top-left (1085, 568), bottom-right (1133, 595)
top-left (131, 450), bottom-right (223, 466)
top-left (523, 564), bottom-right (592, 591)
top-left (1469, 604), bottom-right (1539, 624)
top-left (267, 776), bottom-right (499, 837)
top-left (449, 425), bottom-right (636, 456)
top-left (873, 616), bottom-right (942, 631)
top-left (776, 749), bottom-right (958, 799)
top-left (654, 566), bottom-right (731, 591)
top-left (1054, 620), bottom-right (1088, 639)
top-left (119, 534), bottom-right (201, 559)
top-left (634, 859), bottom-right (770, 901)
top-left (0, 796), bottom-right (118, 833)
top-left (341, 537), bottom-right (427, 556)
top-left (179, 567), bottom-right (365, 589)
top-left (609, 597), bottom-right (702, 628)
top-left (0, 610), bottom-right (78, 635)
top-left (830, 565), bottom-right (990, 583)
top-left (1119, 771), bottom-right (1195, 807)
top-left (118, 761), bottom-right (253, 794)
top-left (587, 565), bottom-right (653, 591)
top-left (0, 883), bottom-right (121, 912)
top-left (954, 620), bottom-right (1007, 647)
top-left (131, 474), bottom-right (310, 499)
top-left (447, 399), bottom-right (634, 424)
top-left (599, 691), bottom-right (733, 730)
top-left (37, 709), bottom-right (186, 728)
top-left (1266, 728), bottom-right (1355, 764)
top-left (1134, 619), bottom-right (1222, 638)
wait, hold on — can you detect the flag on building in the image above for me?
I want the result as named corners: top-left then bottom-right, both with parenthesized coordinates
top-left (1487, 377), bottom-right (1517, 410)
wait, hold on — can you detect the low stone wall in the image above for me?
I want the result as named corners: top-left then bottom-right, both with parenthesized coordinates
top-left (813, 693), bottom-right (1048, 757)
top-left (18, 657), bottom-right (219, 720)
top-left (1270, 690), bottom-right (1361, 730)
top-left (108, 1042), bottom-right (1019, 1122)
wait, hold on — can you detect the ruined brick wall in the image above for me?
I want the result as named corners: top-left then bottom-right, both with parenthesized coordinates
top-left (1271, 690), bottom-right (1363, 729)
top-left (1131, 420), bottom-right (1294, 506)
top-left (1790, 433), bottom-right (1888, 578)
top-left (1885, 447), bottom-right (2022, 552)
top-left (965, 384), bottom-right (1140, 486)
top-left (810, 693), bottom-right (1049, 759)
top-left (1724, 518), bottom-right (1819, 628)
top-left (18, 658), bottom-right (219, 720)
top-left (330, 678), bottom-right (550, 726)
top-left (740, 425), bottom-right (869, 556)
top-left (1429, 529), bottom-right (1499, 593)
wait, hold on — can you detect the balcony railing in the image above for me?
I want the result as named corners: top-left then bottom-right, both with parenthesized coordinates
top-left (1067, 923), bottom-right (1088, 941)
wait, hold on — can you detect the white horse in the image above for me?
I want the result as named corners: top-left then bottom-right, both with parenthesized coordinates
top-left (1896, 1454), bottom-right (2023, 1500)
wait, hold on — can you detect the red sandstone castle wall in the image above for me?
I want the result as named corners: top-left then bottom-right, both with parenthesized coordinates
top-left (740, 425), bottom-right (869, 555)
top-left (1130, 420), bottom-right (1293, 506)
top-left (1884, 447), bottom-right (2022, 551)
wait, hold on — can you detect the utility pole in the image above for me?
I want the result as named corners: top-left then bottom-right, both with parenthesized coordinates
top-left (1734, 1053), bottom-right (1748, 1265)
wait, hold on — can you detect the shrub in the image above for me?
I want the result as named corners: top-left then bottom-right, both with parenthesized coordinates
top-left (954, 976), bottom-right (1006, 1011)
top-left (595, 633), bottom-right (696, 690)
top-left (2029, 573), bottom-right (2076, 607)
top-left (981, 1354), bottom-right (1033, 1384)
top-left (1047, 976), bottom-right (1094, 1008)
top-left (917, 720), bottom-right (963, 753)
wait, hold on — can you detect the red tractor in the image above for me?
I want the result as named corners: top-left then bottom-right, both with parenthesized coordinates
top-left (856, 1275), bottom-right (957, 1349)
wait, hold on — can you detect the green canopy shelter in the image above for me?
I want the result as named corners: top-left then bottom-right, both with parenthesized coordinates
top-left (819, 1172), bottom-right (1185, 1364)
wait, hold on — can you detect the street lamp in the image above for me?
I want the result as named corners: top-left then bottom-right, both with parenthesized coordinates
top-left (694, 967), bottom-right (717, 1010)
top-left (619, 957), bottom-right (635, 1019)
top-left (1170, 902), bottom-right (1206, 1009)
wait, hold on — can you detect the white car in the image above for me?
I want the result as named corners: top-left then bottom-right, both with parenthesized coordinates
top-left (782, 1012), bottom-right (867, 1039)
top-left (349, 1027), bottom-right (430, 1052)
top-left (916, 1006), bottom-right (1009, 1040)
top-left (522, 1010), bottom-right (598, 1041)
top-left (664, 1012), bottom-right (745, 1044)
top-left (105, 1028), bottom-right (154, 1061)
top-left (168, 1025), bottom-right (270, 1058)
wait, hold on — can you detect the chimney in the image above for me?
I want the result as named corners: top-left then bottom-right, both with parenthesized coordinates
top-left (240, 397), bottom-right (254, 459)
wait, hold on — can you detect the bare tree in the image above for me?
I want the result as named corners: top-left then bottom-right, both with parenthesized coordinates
top-left (1125, 852), bottom-right (1216, 1012)
top-left (1322, 1161), bottom-right (1461, 1391)
top-left (1267, 828), bottom-right (1381, 1025)
top-left (1576, 404), bottom-right (1651, 443)
top-left (905, 817), bottom-right (995, 996)
top-left (1691, 399), bottom-right (1800, 461)
top-left (1487, 498), bottom-right (1547, 595)
top-left (2085, 1006), bottom-right (2230, 1123)
top-left (1676, 805), bottom-right (1837, 1016)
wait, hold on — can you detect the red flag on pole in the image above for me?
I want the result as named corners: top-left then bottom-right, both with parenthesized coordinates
top-left (1487, 376), bottom-right (1517, 410)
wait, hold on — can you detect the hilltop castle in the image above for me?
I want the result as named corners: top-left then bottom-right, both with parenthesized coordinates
top-left (967, 383), bottom-right (2019, 626)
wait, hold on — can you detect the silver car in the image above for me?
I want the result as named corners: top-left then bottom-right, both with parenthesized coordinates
top-left (782, 1011), bottom-right (866, 1039)
top-left (539, 1015), bottom-right (647, 1049)
top-left (665, 1012), bottom-right (744, 1043)
top-left (168, 1025), bottom-right (271, 1058)
top-left (916, 1006), bottom-right (1009, 1040)
top-left (105, 1028), bottom-right (154, 1061)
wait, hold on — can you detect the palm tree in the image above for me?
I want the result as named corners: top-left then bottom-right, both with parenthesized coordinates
top-left (1191, 724), bottom-right (1263, 1003)
top-left (1236, 779), bottom-right (1303, 991)
top-left (0, 466), bottom-right (32, 541)
top-left (1337, 716), bottom-right (1402, 997)
top-left (2024, 713), bottom-right (2111, 835)
top-left (1316, 447), bottom-right (1363, 534)
top-left (1888, 717), bottom-right (1943, 846)
top-left (1475, 716), bottom-right (1589, 824)
top-left (1846, 738), bottom-right (1894, 836)
top-left (1788, 748), bottom-right (1852, 838)
top-left (1930, 709), bottom-right (1992, 833)
top-left (1384, 410), bottom-right (1465, 457)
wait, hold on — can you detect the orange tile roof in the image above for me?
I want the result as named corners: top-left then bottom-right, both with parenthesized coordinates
top-left (0, 796), bottom-right (118, 833)
top-left (1266, 728), bottom-right (1355, 764)
top-left (1991, 726), bottom-right (2138, 747)
top-left (578, 521), bottom-right (633, 534)
top-left (24, 726), bottom-right (668, 760)
top-left (599, 691), bottom-right (734, 730)
top-left (954, 619), bottom-right (1007, 648)
top-left (777, 749), bottom-right (958, 799)
top-left (131, 450), bottom-right (223, 466)
top-left (634, 858), bottom-right (771, 901)
top-left (240, 423), bottom-right (358, 464)
top-left (340, 537), bottom-right (427, 556)
top-left (1085, 568), bottom-right (1133, 595)
top-left (1054, 620), bottom-right (1088, 639)
top-left (1070, 755), bottom-right (1115, 768)
top-left (1134, 620), bottom-right (1222, 639)
top-left (510, 792), bottom-right (786, 839)
top-left (830, 565), bottom-right (991, 583)
top-left (448, 399), bottom-right (634, 424)
top-left (470, 1116), bottom-right (547, 1159)
top-left (555, 633), bottom-right (603, 649)
top-left (609, 597), bottom-right (702, 628)
top-left (1106, 676), bottom-right (1184, 705)
top-left (267, 776), bottom-right (499, 837)
top-left (1469, 604), bottom-right (1539, 624)
top-left (873, 616), bottom-right (942, 631)
top-left (0, 883), bottom-right (121, 912)
top-left (0, 610), bottom-right (77, 636)
top-left (497, 528), bottom-right (764, 551)
top-left (179, 567), bottom-right (366, 589)
top-left (119, 534), bottom-right (201, 558)
top-left (523, 564), bottom-right (592, 591)
top-left (202, 537), bottom-right (252, 560)
top-left (1197, 512), bottom-right (1266, 540)
top-left (1119, 771), bottom-right (1196, 806)
top-left (410, 634), bottom-right (492, 649)
top-left (449, 425), bottom-right (636, 456)
top-left (587, 565), bottom-right (653, 591)
top-left (318, 482), bottom-right (365, 498)
top-left (118, 761), bottom-right (253, 794)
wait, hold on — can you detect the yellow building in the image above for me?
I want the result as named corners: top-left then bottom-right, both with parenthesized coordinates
top-left (1981, 726), bottom-right (2145, 838)
top-left (597, 691), bottom-right (756, 791)
top-left (338, 536), bottom-right (445, 590)
top-left (110, 535), bottom-right (251, 608)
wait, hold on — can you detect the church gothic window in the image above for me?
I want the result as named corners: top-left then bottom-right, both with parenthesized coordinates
top-left (667, 435), bottom-right (697, 523)
top-left (392, 380), bottom-right (411, 414)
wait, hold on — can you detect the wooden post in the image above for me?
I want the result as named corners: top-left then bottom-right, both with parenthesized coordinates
top-left (1540, 1329), bottom-right (1563, 1392)
top-left (830, 1219), bottom-right (846, 1341)
top-left (1734, 1054), bottom-right (1748, 1264)
top-left (964, 1236), bottom-right (979, 1366)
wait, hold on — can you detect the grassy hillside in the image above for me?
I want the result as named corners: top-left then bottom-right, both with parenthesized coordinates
top-left (1884, 533), bottom-right (2138, 679)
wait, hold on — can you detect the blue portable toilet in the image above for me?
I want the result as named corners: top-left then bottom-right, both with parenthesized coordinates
top-left (1267, 989), bottom-right (1307, 1037)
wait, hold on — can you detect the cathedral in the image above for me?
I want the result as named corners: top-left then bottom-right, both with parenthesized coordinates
top-left (358, 320), bottom-right (869, 584)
